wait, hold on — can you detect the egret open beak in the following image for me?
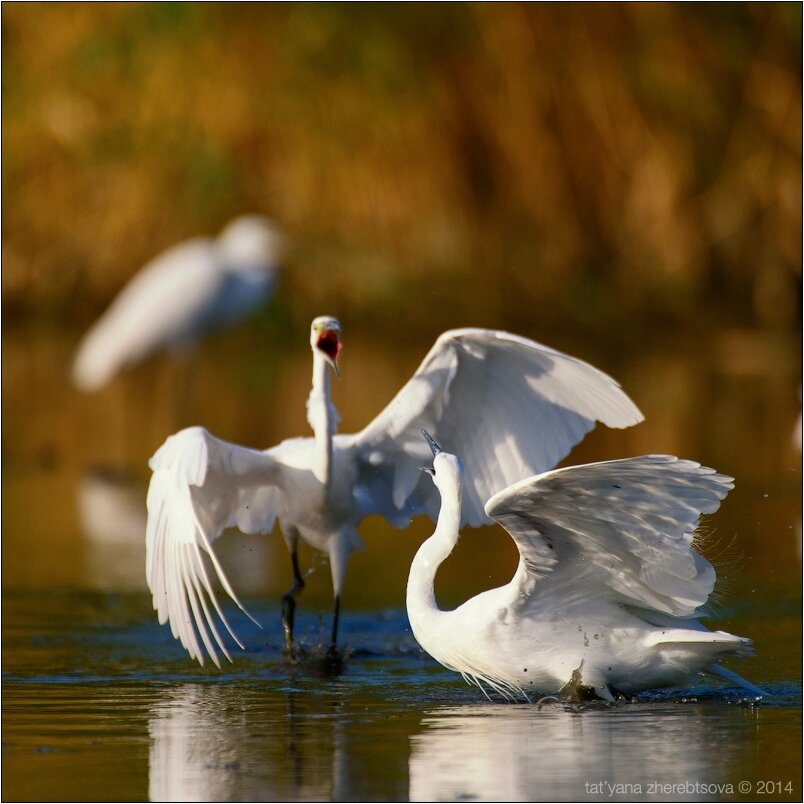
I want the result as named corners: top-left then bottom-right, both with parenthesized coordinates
top-left (419, 429), bottom-right (442, 475)
top-left (316, 325), bottom-right (342, 377)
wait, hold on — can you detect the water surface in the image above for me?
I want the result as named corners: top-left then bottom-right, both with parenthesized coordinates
top-left (3, 591), bottom-right (801, 803)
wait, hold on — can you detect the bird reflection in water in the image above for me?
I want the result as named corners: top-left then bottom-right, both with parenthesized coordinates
top-left (77, 469), bottom-right (148, 592)
top-left (408, 702), bottom-right (742, 802)
top-left (147, 685), bottom-right (347, 802)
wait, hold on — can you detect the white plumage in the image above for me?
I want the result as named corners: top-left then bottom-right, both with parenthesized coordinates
top-left (146, 319), bottom-right (644, 666)
top-left (406, 434), bottom-right (767, 700)
top-left (72, 215), bottom-right (282, 390)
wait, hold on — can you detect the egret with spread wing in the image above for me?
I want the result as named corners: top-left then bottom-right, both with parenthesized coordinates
top-left (407, 431), bottom-right (767, 701)
top-left (146, 319), bottom-right (643, 666)
top-left (72, 215), bottom-right (282, 391)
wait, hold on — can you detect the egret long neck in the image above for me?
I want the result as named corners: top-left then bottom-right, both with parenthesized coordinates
top-left (307, 350), bottom-right (337, 486)
top-left (406, 479), bottom-right (462, 635)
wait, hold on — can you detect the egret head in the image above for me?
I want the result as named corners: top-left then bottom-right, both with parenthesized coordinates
top-left (217, 215), bottom-right (284, 272)
top-left (420, 430), bottom-right (463, 492)
top-left (311, 316), bottom-right (342, 376)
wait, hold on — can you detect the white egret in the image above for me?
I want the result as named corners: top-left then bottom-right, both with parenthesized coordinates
top-left (408, 431), bottom-right (767, 701)
top-left (146, 319), bottom-right (644, 667)
top-left (72, 215), bottom-right (282, 391)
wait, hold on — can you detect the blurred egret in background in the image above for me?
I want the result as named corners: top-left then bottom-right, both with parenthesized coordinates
top-left (77, 468), bottom-right (148, 591)
top-left (146, 319), bottom-right (643, 667)
top-left (407, 431), bottom-right (767, 701)
top-left (72, 215), bottom-right (283, 391)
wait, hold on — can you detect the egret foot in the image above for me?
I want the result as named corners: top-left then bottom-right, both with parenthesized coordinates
top-left (291, 642), bottom-right (348, 677)
top-left (559, 667), bottom-right (613, 702)
top-left (324, 645), bottom-right (344, 676)
top-left (281, 594), bottom-right (297, 658)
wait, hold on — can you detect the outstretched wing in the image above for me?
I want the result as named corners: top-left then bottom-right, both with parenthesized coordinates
top-left (484, 455), bottom-right (733, 617)
top-left (145, 426), bottom-right (284, 666)
top-left (348, 329), bottom-right (643, 527)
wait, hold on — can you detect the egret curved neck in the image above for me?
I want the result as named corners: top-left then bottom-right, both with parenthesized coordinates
top-left (406, 480), bottom-right (462, 633)
top-left (307, 351), bottom-right (337, 486)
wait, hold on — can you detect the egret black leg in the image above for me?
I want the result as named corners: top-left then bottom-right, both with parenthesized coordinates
top-left (281, 550), bottom-right (305, 656)
top-left (324, 595), bottom-right (343, 674)
top-left (329, 595), bottom-right (341, 650)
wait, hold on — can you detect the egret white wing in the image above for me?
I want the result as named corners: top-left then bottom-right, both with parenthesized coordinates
top-left (146, 426), bottom-right (283, 665)
top-left (484, 455), bottom-right (733, 617)
top-left (349, 329), bottom-right (644, 527)
top-left (72, 239), bottom-right (223, 390)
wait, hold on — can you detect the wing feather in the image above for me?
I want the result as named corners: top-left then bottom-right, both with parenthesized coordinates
top-left (72, 240), bottom-right (223, 390)
top-left (484, 455), bottom-right (733, 617)
top-left (349, 329), bottom-right (643, 528)
top-left (145, 426), bottom-right (283, 665)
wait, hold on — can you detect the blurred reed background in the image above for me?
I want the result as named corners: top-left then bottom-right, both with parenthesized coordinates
top-left (3, 2), bottom-right (801, 337)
